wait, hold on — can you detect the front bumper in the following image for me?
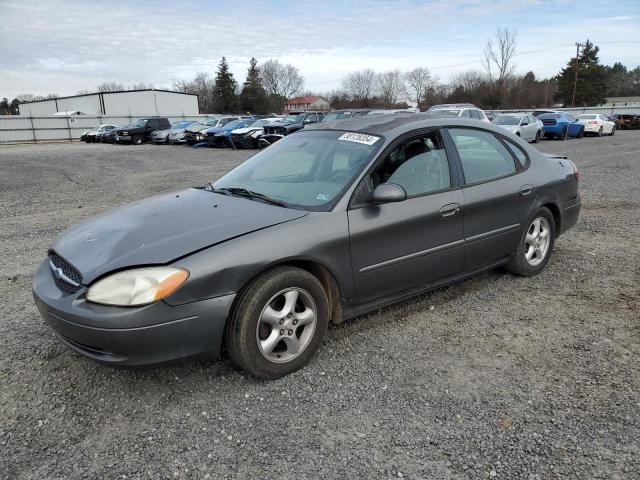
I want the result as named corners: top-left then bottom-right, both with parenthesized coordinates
top-left (32, 260), bottom-right (235, 366)
top-left (230, 135), bottom-right (258, 149)
top-left (258, 134), bottom-right (284, 147)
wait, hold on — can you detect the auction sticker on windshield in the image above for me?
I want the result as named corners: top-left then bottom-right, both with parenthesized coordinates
top-left (338, 132), bottom-right (380, 145)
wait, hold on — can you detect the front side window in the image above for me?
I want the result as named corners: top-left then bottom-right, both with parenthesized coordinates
top-left (449, 128), bottom-right (516, 184)
top-left (353, 130), bottom-right (451, 204)
top-left (213, 130), bottom-right (381, 211)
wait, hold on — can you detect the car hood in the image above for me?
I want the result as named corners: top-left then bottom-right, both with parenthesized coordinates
top-left (231, 127), bottom-right (254, 134)
top-left (51, 188), bottom-right (308, 283)
top-left (268, 120), bottom-right (300, 128)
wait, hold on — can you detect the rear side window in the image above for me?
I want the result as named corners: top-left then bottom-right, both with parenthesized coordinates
top-left (448, 128), bottom-right (517, 184)
top-left (503, 139), bottom-right (528, 168)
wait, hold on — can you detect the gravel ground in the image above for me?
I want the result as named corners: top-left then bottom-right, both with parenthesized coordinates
top-left (1, 134), bottom-right (638, 479)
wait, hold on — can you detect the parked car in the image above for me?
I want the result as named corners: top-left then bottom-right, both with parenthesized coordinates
top-left (167, 121), bottom-right (198, 144)
top-left (259, 112), bottom-right (324, 146)
top-left (81, 125), bottom-right (117, 143)
top-left (229, 117), bottom-right (282, 149)
top-left (114, 118), bottom-right (171, 145)
top-left (184, 116), bottom-right (242, 145)
top-left (576, 114), bottom-right (616, 136)
top-left (322, 109), bottom-right (373, 122)
top-left (492, 114), bottom-right (543, 143)
top-left (532, 109), bottom-right (557, 117)
top-left (538, 113), bottom-right (585, 140)
top-left (100, 124), bottom-right (128, 143)
top-left (202, 119), bottom-right (254, 147)
top-left (608, 113), bottom-right (640, 130)
top-left (150, 124), bottom-right (175, 144)
top-left (33, 116), bottom-right (580, 379)
top-left (425, 104), bottom-right (490, 122)
top-left (369, 109), bottom-right (417, 115)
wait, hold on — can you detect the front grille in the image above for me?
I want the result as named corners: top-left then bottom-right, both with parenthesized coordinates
top-left (49, 252), bottom-right (83, 293)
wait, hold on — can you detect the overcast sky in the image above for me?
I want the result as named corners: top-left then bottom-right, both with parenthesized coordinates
top-left (0, 0), bottom-right (639, 99)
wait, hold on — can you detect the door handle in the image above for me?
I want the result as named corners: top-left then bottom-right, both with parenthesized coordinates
top-left (440, 203), bottom-right (461, 218)
top-left (519, 185), bottom-right (534, 196)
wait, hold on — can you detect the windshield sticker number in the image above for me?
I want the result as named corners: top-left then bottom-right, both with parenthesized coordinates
top-left (316, 193), bottom-right (330, 201)
top-left (338, 132), bottom-right (380, 145)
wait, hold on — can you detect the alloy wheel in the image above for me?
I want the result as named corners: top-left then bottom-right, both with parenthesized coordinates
top-left (256, 288), bottom-right (317, 363)
top-left (524, 217), bottom-right (551, 266)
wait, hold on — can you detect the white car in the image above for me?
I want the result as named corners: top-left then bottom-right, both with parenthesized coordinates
top-left (425, 103), bottom-right (490, 122)
top-left (81, 124), bottom-right (117, 143)
top-left (576, 114), bottom-right (616, 136)
top-left (492, 113), bottom-right (543, 143)
top-left (229, 117), bottom-right (282, 148)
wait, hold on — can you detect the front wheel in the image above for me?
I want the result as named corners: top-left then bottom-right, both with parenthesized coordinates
top-left (506, 207), bottom-right (556, 276)
top-left (225, 267), bottom-right (329, 379)
top-left (132, 134), bottom-right (143, 145)
top-left (610, 126), bottom-right (616, 136)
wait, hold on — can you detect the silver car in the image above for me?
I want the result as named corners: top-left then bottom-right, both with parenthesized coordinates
top-left (492, 114), bottom-right (543, 143)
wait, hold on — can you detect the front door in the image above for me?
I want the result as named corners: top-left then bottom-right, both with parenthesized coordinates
top-left (348, 129), bottom-right (465, 304)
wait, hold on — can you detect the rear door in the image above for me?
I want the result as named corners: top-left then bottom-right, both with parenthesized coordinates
top-left (348, 129), bottom-right (465, 303)
top-left (446, 127), bottom-right (536, 269)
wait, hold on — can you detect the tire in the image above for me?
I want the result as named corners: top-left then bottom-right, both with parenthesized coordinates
top-left (558, 127), bottom-right (567, 140)
top-left (132, 134), bottom-right (143, 145)
top-left (577, 128), bottom-right (584, 138)
top-left (597, 126), bottom-right (603, 137)
top-left (506, 207), bottom-right (556, 277)
top-left (610, 126), bottom-right (615, 136)
top-left (225, 266), bottom-right (330, 379)
top-left (532, 130), bottom-right (541, 143)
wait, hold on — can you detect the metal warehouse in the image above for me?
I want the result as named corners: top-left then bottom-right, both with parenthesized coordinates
top-left (17, 89), bottom-right (199, 116)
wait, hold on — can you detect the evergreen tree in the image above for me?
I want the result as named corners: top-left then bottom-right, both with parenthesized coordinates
top-left (239, 58), bottom-right (268, 114)
top-left (213, 57), bottom-right (238, 113)
top-left (555, 40), bottom-right (607, 106)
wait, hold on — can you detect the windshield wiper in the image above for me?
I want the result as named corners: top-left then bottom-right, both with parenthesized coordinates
top-left (206, 185), bottom-right (292, 208)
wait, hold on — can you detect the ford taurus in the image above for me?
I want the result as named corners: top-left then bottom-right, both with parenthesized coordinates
top-left (33, 115), bottom-right (581, 379)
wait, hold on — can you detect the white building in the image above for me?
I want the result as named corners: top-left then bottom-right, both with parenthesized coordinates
top-left (602, 96), bottom-right (640, 108)
top-left (18, 89), bottom-right (199, 116)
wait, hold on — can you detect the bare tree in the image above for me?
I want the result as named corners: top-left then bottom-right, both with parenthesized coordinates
top-left (376, 70), bottom-right (406, 108)
top-left (129, 83), bottom-right (154, 90)
top-left (172, 72), bottom-right (216, 113)
top-left (259, 59), bottom-right (305, 99)
top-left (482, 27), bottom-right (517, 86)
top-left (342, 69), bottom-right (377, 105)
top-left (97, 82), bottom-right (125, 92)
top-left (404, 67), bottom-right (434, 110)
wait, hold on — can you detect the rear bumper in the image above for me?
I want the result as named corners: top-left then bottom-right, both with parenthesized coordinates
top-left (32, 260), bottom-right (235, 367)
top-left (560, 198), bottom-right (581, 235)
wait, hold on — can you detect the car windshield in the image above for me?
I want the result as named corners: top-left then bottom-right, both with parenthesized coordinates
top-left (130, 119), bottom-right (148, 128)
top-left (283, 115), bottom-right (302, 122)
top-left (577, 115), bottom-right (596, 120)
top-left (493, 115), bottom-right (521, 125)
top-left (204, 118), bottom-right (221, 126)
top-left (323, 112), bottom-right (352, 121)
top-left (248, 119), bottom-right (273, 128)
top-left (224, 120), bottom-right (244, 129)
top-left (212, 130), bottom-right (382, 211)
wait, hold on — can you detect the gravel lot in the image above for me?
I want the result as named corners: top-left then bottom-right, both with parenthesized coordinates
top-left (1, 133), bottom-right (638, 479)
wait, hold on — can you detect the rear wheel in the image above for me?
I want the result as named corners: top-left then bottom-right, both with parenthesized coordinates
top-left (225, 267), bottom-right (329, 379)
top-left (558, 127), bottom-right (567, 140)
top-left (597, 126), bottom-right (603, 137)
top-left (506, 207), bottom-right (556, 276)
top-left (610, 126), bottom-right (616, 136)
top-left (532, 130), bottom-right (541, 143)
top-left (577, 127), bottom-right (584, 138)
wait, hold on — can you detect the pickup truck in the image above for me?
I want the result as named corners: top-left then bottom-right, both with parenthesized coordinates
top-left (114, 117), bottom-right (171, 145)
top-left (259, 112), bottom-right (324, 146)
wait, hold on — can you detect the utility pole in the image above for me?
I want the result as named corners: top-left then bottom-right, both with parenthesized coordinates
top-left (571, 42), bottom-right (585, 107)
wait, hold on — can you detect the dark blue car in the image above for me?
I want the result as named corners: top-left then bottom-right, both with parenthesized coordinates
top-left (539, 113), bottom-right (585, 140)
top-left (202, 119), bottom-right (254, 147)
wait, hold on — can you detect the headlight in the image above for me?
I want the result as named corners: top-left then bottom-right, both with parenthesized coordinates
top-left (86, 267), bottom-right (189, 306)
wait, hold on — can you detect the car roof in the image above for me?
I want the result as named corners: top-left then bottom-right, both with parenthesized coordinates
top-left (308, 112), bottom-right (506, 137)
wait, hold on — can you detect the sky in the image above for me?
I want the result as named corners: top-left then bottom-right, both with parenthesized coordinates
top-left (0, 0), bottom-right (639, 100)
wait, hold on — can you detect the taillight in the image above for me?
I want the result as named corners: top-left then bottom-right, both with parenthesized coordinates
top-left (569, 160), bottom-right (580, 181)
top-left (588, 121), bottom-right (598, 124)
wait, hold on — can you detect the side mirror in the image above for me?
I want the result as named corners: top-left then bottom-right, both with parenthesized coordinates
top-left (371, 183), bottom-right (407, 204)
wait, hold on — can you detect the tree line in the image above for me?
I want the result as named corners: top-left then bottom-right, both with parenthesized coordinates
top-left (2, 30), bottom-right (639, 115)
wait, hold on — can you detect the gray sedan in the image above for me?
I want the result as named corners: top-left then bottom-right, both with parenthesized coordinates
top-left (33, 115), bottom-right (581, 378)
